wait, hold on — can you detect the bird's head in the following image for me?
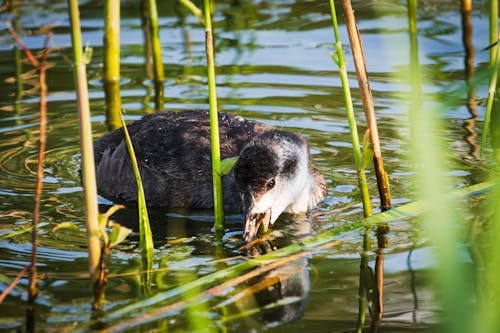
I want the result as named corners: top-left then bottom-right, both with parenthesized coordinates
top-left (234, 130), bottom-right (312, 242)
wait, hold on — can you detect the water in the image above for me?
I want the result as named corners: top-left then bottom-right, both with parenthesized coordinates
top-left (0, 0), bottom-right (494, 332)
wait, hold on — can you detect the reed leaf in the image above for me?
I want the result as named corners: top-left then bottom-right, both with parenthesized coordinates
top-left (119, 112), bottom-right (154, 254)
top-left (220, 156), bottom-right (238, 176)
top-left (179, 0), bottom-right (204, 24)
top-left (0, 223), bottom-right (49, 240)
top-left (119, 111), bottom-right (154, 293)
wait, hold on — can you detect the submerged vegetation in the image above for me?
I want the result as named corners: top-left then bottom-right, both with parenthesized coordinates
top-left (0, 0), bottom-right (499, 332)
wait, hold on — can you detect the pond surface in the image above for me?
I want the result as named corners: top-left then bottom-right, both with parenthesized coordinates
top-left (0, 0), bottom-right (495, 332)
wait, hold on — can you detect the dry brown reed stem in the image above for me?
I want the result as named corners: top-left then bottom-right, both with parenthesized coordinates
top-left (5, 20), bottom-right (52, 308)
top-left (341, 0), bottom-right (391, 211)
top-left (0, 266), bottom-right (29, 303)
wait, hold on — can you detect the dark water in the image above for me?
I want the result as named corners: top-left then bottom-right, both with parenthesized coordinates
top-left (0, 0), bottom-right (494, 332)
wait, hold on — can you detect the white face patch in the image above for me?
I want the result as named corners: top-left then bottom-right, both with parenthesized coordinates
top-left (250, 157), bottom-right (310, 226)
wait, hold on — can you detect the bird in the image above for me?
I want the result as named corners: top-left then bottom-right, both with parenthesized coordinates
top-left (93, 109), bottom-right (326, 242)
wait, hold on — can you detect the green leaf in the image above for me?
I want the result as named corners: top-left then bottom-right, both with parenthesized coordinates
top-left (103, 204), bottom-right (126, 218)
top-left (98, 204), bottom-right (125, 231)
top-left (98, 214), bottom-right (108, 230)
top-left (82, 43), bottom-right (92, 64)
top-left (178, 0), bottom-right (204, 25)
top-left (52, 222), bottom-right (81, 233)
top-left (119, 110), bottom-right (154, 254)
top-left (330, 51), bottom-right (340, 67)
top-left (108, 223), bottom-right (133, 249)
top-left (0, 222), bottom-right (49, 240)
top-left (220, 156), bottom-right (238, 176)
top-left (360, 129), bottom-right (374, 170)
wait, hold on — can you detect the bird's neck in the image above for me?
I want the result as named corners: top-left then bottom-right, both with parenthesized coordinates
top-left (285, 163), bottom-right (325, 214)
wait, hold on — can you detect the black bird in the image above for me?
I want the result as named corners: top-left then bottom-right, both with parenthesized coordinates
top-left (93, 109), bottom-right (326, 242)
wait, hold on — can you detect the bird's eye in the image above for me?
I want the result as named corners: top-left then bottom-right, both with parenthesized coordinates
top-left (266, 179), bottom-right (275, 190)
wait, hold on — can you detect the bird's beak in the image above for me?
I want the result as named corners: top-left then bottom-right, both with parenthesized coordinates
top-left (243, 197), bottom-right (272, 243)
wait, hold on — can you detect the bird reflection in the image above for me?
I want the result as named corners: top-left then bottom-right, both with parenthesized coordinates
top-left (103, 205), bottom-right (313, 328)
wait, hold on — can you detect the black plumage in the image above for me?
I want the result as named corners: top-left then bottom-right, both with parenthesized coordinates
top-left (94, 109), bottom-right (326, 241)
top-left (94, 109), bottom-right (272, 211)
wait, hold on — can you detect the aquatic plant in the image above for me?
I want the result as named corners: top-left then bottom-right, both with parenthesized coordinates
top-left (340, 0), bottom-right (391, 211)
top-left (146, 0), bottom-right (164, 109)
top-left (328, 0), bottom-right (371, 218)
top-left (328, 1), bottom-right (388, 328)
top-left (94, 205), bottom-right (131, 307)
top-left (4, 21), bottom-right (52, 326)
top-left (67, 0), bottom-right (101, 296)
top-left (481, 0), bottom-right (500, 160)
top-left (203, 0), bottom-right (225, 232)
top-left (399, 0), bottom-right (500, 331)
top-left (120, 111), bottom-right (154, 292)
top-left (481, 37), bottom-right (499, 158)
top-left (179, 0), bottom-right (204, 24)
top-left (103, 0), bottom-right (122, 130)
top-left (489, 0), bottom-right (498, 67)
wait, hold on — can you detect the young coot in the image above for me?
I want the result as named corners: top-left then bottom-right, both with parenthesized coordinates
top-left (94, 109), bottom-right (326, 242)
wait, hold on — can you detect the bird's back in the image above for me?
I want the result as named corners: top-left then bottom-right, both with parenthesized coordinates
top-left (94, 109), bottom-right (272, 210)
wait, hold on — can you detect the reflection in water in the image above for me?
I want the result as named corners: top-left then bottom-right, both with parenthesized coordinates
top-left (356, 225), bottom-right (388, 333)
top-left (231, 216), bottom-right (312, 327)
top-left (370, 225), bottom-right (388, 332)
top-left (104, 80), bottom-right (122, 131)
top-left (108, 206), bottom-right (313, 328)
top-left (407, 246), bottom-right (419, 325)
top-left (460, 0), bottom-right (479, 161)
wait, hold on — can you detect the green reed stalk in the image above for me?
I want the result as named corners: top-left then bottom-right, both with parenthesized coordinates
top-left (67, 0), bottom-right (101, 285)
top-left (140, 0), bottom-right (153, 80)
top-left (328, 0), bottom-right (372, 218)
top-left (482, 0), bottom-right (499, 159)
top-left (147, 0), bottom-right (164, 109)
top-left (490, 0), bottom-right (498, 68)
top-left (405, 3), bottom-right (474, 330)
top-left (414, 97), bottom-right (473, 333)
top-left (407, 0), bottom-right (420, 151)
top-left (103, 0), bottom-right (122, 130)
top-left (140, 0), bottom-right (155, 114)
top-left (481, 37), bottom-right (500, 158)
top-left (329, 1), bottom-right (373, 325)
top-left (204, 0), bottom-right (225, 232)
top-left (356, 251), bottom-right (368, 333)
top-left (341, 0), bottom-right (391, 211)
top-left (474, 169), bottom-right (500, 332)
